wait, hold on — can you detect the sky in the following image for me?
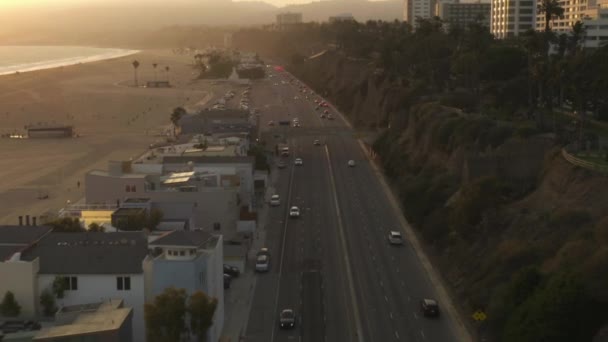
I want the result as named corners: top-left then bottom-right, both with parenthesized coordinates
top-left (0, 0), bottom-right (326, 8)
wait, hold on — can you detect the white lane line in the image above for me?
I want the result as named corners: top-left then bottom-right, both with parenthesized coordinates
top-left (421, 330), bottom-right (426, 339)
top-left (389, 312), bottom-right (393, 319)
top-left (413, 312), bottom-right (418, 319)
top-left (384, 296), bottom-right (389, 302)
top-left (380, 281), bottom-right (383, 287)
top-left (395, 331), bottom-right (400, 340)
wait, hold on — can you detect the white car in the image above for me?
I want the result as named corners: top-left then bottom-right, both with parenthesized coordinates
top-left (388, 231), bottom-right (404, 245)
top-left (255, 255), bottom-right (270, 272)
top-left (348, 160), bottom-right (356, 167)
top-left (270, 195), bottom-right (280, 206)
top-left (313, 139), bottom-right (320, 146)
top-left (289, 206), bottom-right (300, 218)
top-left (294, 158), bottom-right (303, 166)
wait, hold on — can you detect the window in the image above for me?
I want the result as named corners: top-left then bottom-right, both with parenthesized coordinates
top-left (66, 276), bottom-right (78, 290)
top-left (125, 185), bottom-right (130, 192)
top-left (179, 250), bottom-right (185, 256)
top-left (117, 276), bottom-right (131, 290)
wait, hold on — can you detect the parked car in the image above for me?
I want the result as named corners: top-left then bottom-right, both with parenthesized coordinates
top-left (224, 264), bottom-right (240, 278)
top-left (224, 274), bottom-right (232, 289)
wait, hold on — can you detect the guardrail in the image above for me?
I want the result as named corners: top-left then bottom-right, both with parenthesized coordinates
top-left (561, 148), bottom-right (608, 174)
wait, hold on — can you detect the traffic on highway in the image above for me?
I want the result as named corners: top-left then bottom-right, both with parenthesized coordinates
top-left (245, 66), bottom-right (468, 342)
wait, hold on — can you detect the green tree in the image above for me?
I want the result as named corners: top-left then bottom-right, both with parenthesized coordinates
top-left (48, 217), bottom-right (84, 232)
top-left (170, 107), bottom-right (187, 137)
top-left (538, 0), bottom-right (565, 33)
top-left (132, 60), bottom-right (140, 86)
top-left (40, 289), bottom-right (57, 316)
top-left (88, 222), bottom-right (104, 232)
top-left (52, 276), bottom-right (69, 299)
top-left (188, 291), bottom-right (218, 342)
top-left (147, 208), bottom-right (164, 230)
top-left (144, 287), bottom-right (188, 342)
top-left (0, 291), bottom-right (21, 317)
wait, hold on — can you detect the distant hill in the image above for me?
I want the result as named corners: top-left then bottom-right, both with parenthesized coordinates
top-left (280, 0), bottom-right (403, 22)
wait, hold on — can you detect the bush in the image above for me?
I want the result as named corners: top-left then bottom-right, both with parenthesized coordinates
top-left (515, 125), bottom-right (540, 139)
top-left (548, 208), bottom-right (592, 228)
top-left (40, 290), bottom-right (57, 316)
top-left (0, 291), bottom-right (21, 317)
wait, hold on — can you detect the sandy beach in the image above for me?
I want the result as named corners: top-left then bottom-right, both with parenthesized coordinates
top-left (0, 50), bottom-right (226, 224)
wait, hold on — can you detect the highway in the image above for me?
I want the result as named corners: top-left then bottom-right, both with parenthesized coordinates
top-left (244, 69), bottom-right (466, 342)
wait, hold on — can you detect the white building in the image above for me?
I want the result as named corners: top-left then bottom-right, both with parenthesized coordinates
top-left (143, 230), bottom-right (224, 342)
top-left (491, 0), bottom-right (536, 38)
top-left (404, 0), bottom-right (434, 25)
top-left (16, 232), bottom-right (149, 341)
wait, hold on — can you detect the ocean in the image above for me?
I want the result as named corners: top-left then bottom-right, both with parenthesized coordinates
top-left (0, 46), bottom-right (139, 76)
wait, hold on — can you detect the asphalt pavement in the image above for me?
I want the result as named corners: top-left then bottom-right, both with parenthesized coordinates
top-left (244, 69), bottom-right (467, 342)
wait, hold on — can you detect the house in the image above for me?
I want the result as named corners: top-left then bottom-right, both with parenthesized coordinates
top-left (34, 299), bottom-right (133, 341)
top-left (18, 232), bottom-right (148, 341)
top-left (0, 225), bottom-right (53, 317)
top-left (143, 230), bottom-right (224, 342)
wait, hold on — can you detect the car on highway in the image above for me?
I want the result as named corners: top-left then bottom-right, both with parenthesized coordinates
top-left (268, 120), bottom-right (275, 126)
top-left (255, 255), bottom-right (270, 272)
top-left (314, 139), bottom-right (321, 146)
top-left (320, 113), bottom-right (326, 118)
top-left (327, 114), bottom-right (334, 120)
top-left (257, 247), bottom-right (270, 257)
top-left (277, 161), bottom-right (287, 169)
top-left (348, 160), bottom-right (356, 167)
top-left (323, 109), bottom-right (329, 114)
top-left (421, 298), bottom-right (440, 317)
top-left (224, 264), bottom-right (240, 278)
top-left (270, 194), bottom-right (281, 206)
top-left (289, 206), bottom-right (300, 218)
top-left (294, 158), bottom-right (303, 166)
top-left (279, 309), bottom-right (296, 329)
top-left (388, 231), bottom-right (404, 245)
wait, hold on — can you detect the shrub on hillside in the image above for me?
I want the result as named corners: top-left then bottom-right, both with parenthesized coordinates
top-left (548, 208), bottom-right (592, 228)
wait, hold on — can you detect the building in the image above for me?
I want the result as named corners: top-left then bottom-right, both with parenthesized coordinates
top-left (143, 230), bottom-right (224, 342)
top-left (34, 299), bottom-right (133, 342)
top-left (27, 124), bottom-right (73, 138)
top-left (329, 13), bottom-right (355, 22)
top-left (277, 12), bottom-right (303, 29)
top-left (177, 109), bottom-right (254, 136)
top-left (403, 0), bottom-right (434, 24)
top-left (436, 0), bottom-right (491, 28)
top-left (18, 232), bottom-right (149, 341)
top-left (491, 0), bottom-right (536, 38)
top-left (582, 7), bottom-right (608, 47)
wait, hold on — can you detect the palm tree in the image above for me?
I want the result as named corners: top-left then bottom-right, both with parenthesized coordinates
top-left (165, 66), bottom-right (170, 83)
top-left (170, 107), bottom-right (187, 137)
top-left (152, 63), bottom-right (158, 81)
top-left (538, 0), bottom-right (565, 32)
top-left (132, 60), bottom-right (140, 87)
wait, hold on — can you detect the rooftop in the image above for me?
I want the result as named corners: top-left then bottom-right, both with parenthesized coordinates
top-left (88, 169), bottom-right (147, 179)
top-left (162, 155), bottom-right (254, 165)
top-left (150, 230), bottom-right (216, 249)
top-left (34, 300), bottom-right (132, 340)
top-left (21, 232), bottom-right (148, 274)
top-left (0, 225), bottom-right (53, 260)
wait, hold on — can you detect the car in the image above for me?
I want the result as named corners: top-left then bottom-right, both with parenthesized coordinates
top-left (421, 298), bottom-right (440, 317)
top-left (270, 194), bottom-right (281, 206)
top-left (348, 159), bottom-right (356, 167)
top-left (320, 113), bottom-right (326, 118)
top-left (323, 109), bottom-right (330, 114)
top-left (289, 206), bottom-right (300, 218)
top-left (294, 96), bottom-right (299, 100)
top-left (314, 139), bottom-right (321, 146)
top-left (277, 161), bottom-right (287, 169)
top-left (388, 231), bottom-right (404, 245)
top-left (279, 309), bottom-right (296, 329)
top-left (293, 122), bottom-right (300, 127)
top-left (268, 120), bottom-right (275, 126)
top-left (223, 264), bottom-right (240, 278)
top-left (294, 158), bottom-right (303, 166)
top-left (257, 247), bottom-right (270, 257)
top-left (224, 274), bottom-right (232, 289)
top-left (327, 114), bottom-right (334, 120)
top-left (255, 255), bottom-right (270, 272)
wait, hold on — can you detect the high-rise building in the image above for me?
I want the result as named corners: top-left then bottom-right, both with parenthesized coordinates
top-left (536, 0), bottom-right (608, 47)
top-left (490, 0), bottom-right (536, 38)
top-left (436, 0), bottom-right (492, 29)
top-left (404, 0), bottom-right (435, 24)
top-left (277, 12), bottom-right (303, 30)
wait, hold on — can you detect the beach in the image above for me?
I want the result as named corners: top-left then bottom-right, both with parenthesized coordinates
top-left (0, 50), bottom-right (224, 224)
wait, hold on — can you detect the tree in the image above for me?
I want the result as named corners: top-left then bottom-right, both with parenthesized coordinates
top-left (40, 289), bottom-right (57, 316)
top-left (170, 107), bottom-right (187, 137)
top-left (88, 222), bottom-right (104, 232)
top-left (188, 291), bottom-right (218, 342)
top-left (132, 60), bottom-right (140, 86)
top-left (538, 0), bottom-right (565, 33)
top-left (144, 287), bottom-right (188, 342)
top-left (147, 208), bottom-right (163, 230)
top-left (0, 291), bottom-right (21, 317)
top-left (52, 276), bottom-right (69, 299)
top-left (48, 217), bottom-right (84, 232)
top-left (152, 63), bottom-right (158, 81)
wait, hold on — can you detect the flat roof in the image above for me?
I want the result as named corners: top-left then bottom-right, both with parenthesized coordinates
top-left (34, 307), bottom-right (132, 339)
top-left (88, 170), bottom-right (146, 179)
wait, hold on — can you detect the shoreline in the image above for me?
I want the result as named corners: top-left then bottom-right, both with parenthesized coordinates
top-left (0, 46), bottom-right (140, 77)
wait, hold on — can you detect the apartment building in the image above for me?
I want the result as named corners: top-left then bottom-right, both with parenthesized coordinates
top-left (143, 230), bottom-right (224, 342)
top-left (436, 0), bottom-right (492, 28)
top-left (404, 0), bottom-right (435, 24)
top-left (536, 0), bottom-right (608, 47)
top-left (491, 0), bottom-right (536, 37)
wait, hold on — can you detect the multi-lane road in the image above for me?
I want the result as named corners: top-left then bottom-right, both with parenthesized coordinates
top-left (244, 69), bottom-right (468, 342)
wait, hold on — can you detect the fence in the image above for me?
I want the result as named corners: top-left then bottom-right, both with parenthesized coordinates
top-left (561, 147), bottom-right (608, 174)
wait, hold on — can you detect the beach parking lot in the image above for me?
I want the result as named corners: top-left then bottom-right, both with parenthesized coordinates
top-left (0, 50), bottom-right (233, 224)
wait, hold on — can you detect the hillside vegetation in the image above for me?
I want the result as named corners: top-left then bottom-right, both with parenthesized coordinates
top-left (235, 18), bottom-right (608, 341)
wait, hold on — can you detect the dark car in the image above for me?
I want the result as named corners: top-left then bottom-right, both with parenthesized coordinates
top-left (279, 309), bottom-right (296, 329)
top-left (224, 274), bottom-right (232, 289)
top-left (224, 264), bottom-right (240, 278)
top-left (277, 161), bottom-right (287, 169)
top-left (421, 298), bottom-right (440, 317)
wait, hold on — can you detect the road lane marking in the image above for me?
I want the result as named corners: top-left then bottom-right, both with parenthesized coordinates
top-left (384, 296), bottom-right (389, 302)
top-left (421, 330), bottom-right (426, 339)
top-left (414, 312), bottom-right (418, 319)
top-left (389, 312), bottom-right (393, 319)
top-left (324, 145), bottom-right (364, 342)
top-left (395, 331), bottom-right (400, 339)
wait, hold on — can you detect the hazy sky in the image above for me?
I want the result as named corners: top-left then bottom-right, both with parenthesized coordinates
top-left (0, 0), bottom-right (328, 8)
